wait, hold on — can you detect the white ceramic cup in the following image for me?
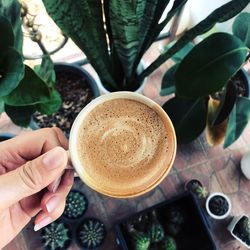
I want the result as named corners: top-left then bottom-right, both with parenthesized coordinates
top-left (69, 91), bottom-right (176, 198)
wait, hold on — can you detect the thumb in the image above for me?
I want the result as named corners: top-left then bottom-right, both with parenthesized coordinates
top-left (0, 147), bottom-right (68, 212)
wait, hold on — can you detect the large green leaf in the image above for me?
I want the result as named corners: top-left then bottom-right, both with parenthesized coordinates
top-left (3, 65), bottom-right (50, 106)
top-left (0, 47), bottom-right (24, 97)
top-left (0, 15), bottom-right (14, 52)
top-left (0, 100), bottom-right (4, 113)
top-left (233, 12), bottom-right (250, 48)
top-left (138, 0), bottom-right (250, 82)
top-left (0, 0), bottom-right (22, 53)
top-left (224, 96), bottom-right (250, 148)
top-left (160, 63), bottom-right (179, 96)
top-left (37, 89), bottom-right (61, 115)
top-left (5, 104), bottom-right (36, 127)
top-left (175, 33), bottom-right (248, 99)
top-left (34, 55), bottom-right (56, 88)
top-left (162, 96), bottom-right (207, 144)
top-left (42, 0), bottom-right (116, 89)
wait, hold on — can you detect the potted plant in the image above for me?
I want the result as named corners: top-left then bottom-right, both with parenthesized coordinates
top-left (40, 221), bottom-right (72, 250)
top-left (185, 179), bottom-right (208, 199)
top-left (161, 11), bottom-right (250, 148)
top-left (205, 192), bottom-right (231, 219)
top-left (76, 218), bottom-right (106, 249)
top-left (227, 215), bottom-right (250, 249)
top-left (41, 0), bottom-right (249, 94)
top-left (62, 190), bottom-right (88, 220)
top-left (0, 1), bottom-right (64, 128)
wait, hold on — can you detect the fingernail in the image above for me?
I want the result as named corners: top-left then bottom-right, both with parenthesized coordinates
top-left (34, 216), bottom-right (52, 231)
top-left (52, 176), bottom-right (62, 193)
top-left (46, 196), bottom-right (61, 213)
top-left (43, 147), bottom-right (66, 169)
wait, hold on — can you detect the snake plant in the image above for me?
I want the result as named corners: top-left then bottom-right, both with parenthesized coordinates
top-left (42, 0), bottom-right (249, 92)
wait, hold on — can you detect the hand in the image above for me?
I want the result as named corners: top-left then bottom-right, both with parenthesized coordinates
top-left (0, 128), bottom-right (74, 248)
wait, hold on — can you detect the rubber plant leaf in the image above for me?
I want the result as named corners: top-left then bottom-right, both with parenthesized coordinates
top-left (3, 65), bottom-right (51, 106)
top-left (0, 0), bottom-right (23, 53)
top-left (175, 33), bottom-right (248, 99)
top-left (162, 96), bottom-right (207, 144)
top-left (0, 100), bottom-right (4, 113)
top-left (4, 104), bottom-right (36, 127)
top-left (0, 47), bottom-right (24, 97)
top-left (42, 0), bottom-right (116, 89)
top-left (233, 12), bottom-right (250, 48)
top-left (160, 63), bottom-right (179, 96)
top-left (0, 15), bottom-right (14, 52)
top-left (138, 0), bottom-right (250, 82)
top-left (205, 97), bottom-right (228, 146)
top-left (224, 96), bottom-right (250, 148)
top-left (212, 80), bottom-right (237, 126)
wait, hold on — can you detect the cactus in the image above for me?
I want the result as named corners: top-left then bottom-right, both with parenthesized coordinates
top-left (160, 236), bottom-right (177, 250)
top-left (63, 191), bottom-right (87, 219)
top-left (236, 216), bottom-right (250, 246)
top-left (41, 222), bottom-right (71, 250)
top-left (193, 183), bottom-right (208, 198)
top-left (148, 211), bottom-right (165, 243)
top-left (128, 226), bottom-right (150, 250)
top-left (77, 219), bottom-right (106, 249)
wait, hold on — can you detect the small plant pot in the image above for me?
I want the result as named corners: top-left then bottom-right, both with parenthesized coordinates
top-left (76, 218), bottom-right (106, 249)
top-left (184, 179), bottom-right (208, 199)
top-left (62, 190), bottom-right (88, 220)
top-left (227, 215), bottom-right (250, 249)
top-left (205, 192), bottom-right (231, 219)
top-left (40, 220), bottom-right (72, 250)
top-left (241, 151), bottom-right (250, 180)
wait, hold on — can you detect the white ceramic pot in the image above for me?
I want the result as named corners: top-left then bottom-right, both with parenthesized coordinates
top-left (227, 215), bottom-right (250, 249)
top-left (95, 60), bottom-right (147, 95)
top-left (205, 192), bottom-right (231, 219)
top-left (241, 151), bottom-right (250, 180)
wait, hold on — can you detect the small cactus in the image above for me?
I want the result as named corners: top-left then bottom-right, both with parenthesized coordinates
top-left (41, 222), bottom-right (71, 250)
top-left (160, 236), bottom-right (177, 250)
top-left (236, 216), bottom-right (250, 245)
top-left (77, 218), bottom-right (106, 249)
top-left (193, 183), bottom-right (208, 198)
top-left (63, 191), bottom-right (88, 219)
top-left (127, 225), bottom-right (150, 250)
top-left (148, 210), bottom-right (165, 243)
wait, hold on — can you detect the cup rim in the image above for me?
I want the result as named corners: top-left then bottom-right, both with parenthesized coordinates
top-left (69, 91), bottom-right (177, 198)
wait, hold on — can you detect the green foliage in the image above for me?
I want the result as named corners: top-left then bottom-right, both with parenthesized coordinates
top-left (0, 1), bottom-right (61, 126)
top-left (161, 10), bottom-right (250, 147)
top-left (128, 227), bottom-right (150, 250)
top-left (148, 211), bottom-right (164, 243)
top-left (41, 222), bottom-right (71, 250)
top-left (160, 236), bottom-right (177, 250)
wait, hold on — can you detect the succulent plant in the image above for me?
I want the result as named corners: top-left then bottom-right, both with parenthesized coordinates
top-left (235, 216), bottom-right (250, 245)
top-left (194, 184), bottom-right (208, 199)
top-left (148, 210), bottom-right (165, 243)
top-left (127, 225), bottom-right (150, 250)
top-left (208, 195), bottom-right (229, 216)
top-left (41, 222), bottom-right (71, 250)
top-left (77, 218), bottom-right (106, 249)
top-left (160, 236), bottom-right (177, 250)
top-left (63, 191), bottom-right (88, 219)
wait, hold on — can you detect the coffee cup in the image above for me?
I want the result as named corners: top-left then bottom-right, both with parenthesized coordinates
top-left (69, 91), bottom-right (176, 198)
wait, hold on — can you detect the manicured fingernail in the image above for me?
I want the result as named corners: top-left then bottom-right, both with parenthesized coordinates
top-left (43, 147), bottom-right (66, 169)
top-left (52, 176), bottom-right (62, 193)
top-left (46, 196), bottom-right (61, 213)
top-left (34, 217), bottom-right (52, 231)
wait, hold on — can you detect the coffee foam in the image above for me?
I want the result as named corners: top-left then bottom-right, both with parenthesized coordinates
top-left (76, 99), bottom-right (173, 196)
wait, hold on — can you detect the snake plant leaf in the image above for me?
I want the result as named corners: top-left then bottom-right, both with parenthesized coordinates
top-left (224, 96), bottom-right (250, 148)
top-left (233, 12), bottom-right (250, 48)
top-left (206, 97), bottom-right (228, 146)
top-left (0, 47), bottom-right (24, 97)
top-left (139, 0), bottom-right (250, 81)
top-left (0, 0), bottom-right (22, 53)
top-left (4, 104), bottom-right (36, 127)
top-left (42, 0), bottom-right (116, 89)
top-left (212, 80), bottom-right (237, 126)
top-left (160, 63), bottom-right (179, 96)
top-left (0, 15), bottom-right (14, 52)
top-left (0, 100), bottom-right (4, 113)
top-left (34, 55), bottom-right (56, 88)
top-left (175, 33), bottom-right (248, 99)
top-left (162, 96), bottom-right (207, 144)
top-left (3, 65), bottom-right (50, 106)
top-left (37, 88), bottom-right (61, 115)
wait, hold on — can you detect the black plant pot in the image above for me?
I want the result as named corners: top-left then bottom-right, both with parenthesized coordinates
top-left (31, 63), bottom-right (100, 136)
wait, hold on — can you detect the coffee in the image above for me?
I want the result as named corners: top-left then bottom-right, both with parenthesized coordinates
top-left (75, 98), bottom-right (175, 197)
